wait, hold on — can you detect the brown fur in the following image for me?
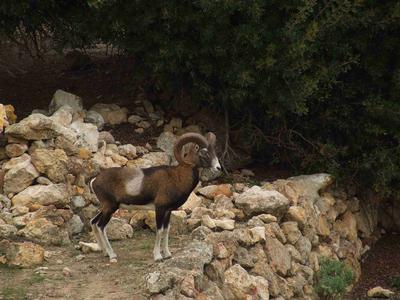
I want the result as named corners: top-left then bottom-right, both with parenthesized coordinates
top-left (90, 132), bottom-right (219, 261)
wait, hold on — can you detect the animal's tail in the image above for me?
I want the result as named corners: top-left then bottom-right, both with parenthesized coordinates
top-left (89, 177), bottom-right (96, 194)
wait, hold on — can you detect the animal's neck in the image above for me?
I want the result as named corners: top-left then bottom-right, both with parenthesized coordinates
top-left (175, 164), bottom-right (200, 190)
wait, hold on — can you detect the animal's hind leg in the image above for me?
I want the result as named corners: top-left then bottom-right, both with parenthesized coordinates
top-left (90, 212), bottom-right (106, 252)
top-left (97, 206), bottom-right (118, 262)
top-left (161, 211), bottom-right (172, 259)
top-left (154, 208), bottom-right (166, 262)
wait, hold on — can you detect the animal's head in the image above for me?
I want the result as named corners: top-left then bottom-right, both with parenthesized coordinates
top-left (174, 132), bottom-right (221, 172)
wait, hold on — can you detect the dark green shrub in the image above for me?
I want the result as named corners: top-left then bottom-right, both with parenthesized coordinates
top-left (1, 1), bottom-right (400, 200)
top-left (315, 258), bottom-right (354, 300)
top-left (391, 276), bottom-right (400, 289)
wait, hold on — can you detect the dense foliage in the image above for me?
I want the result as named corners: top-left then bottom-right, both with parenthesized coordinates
top-left (1, 0), bottom-right (400, 198)
top-left (315, 258), bottom-right (353, 300)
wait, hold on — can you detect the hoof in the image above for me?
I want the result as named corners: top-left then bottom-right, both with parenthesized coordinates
top-left (110, 257), bottom-right (118, 263)
top-left (154, 256), bottom-right (163, 262)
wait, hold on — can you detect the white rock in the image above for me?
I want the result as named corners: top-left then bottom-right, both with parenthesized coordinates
top-left (234, 186), bottom-right (289, 219)
top-left (118, 144), bottom-right (137, 159)
top-left (3, 155), bottom-right (40, 194)
top-left (50, 105), bottom-right (73, 126)
top-left (202, 215), bottom-right (216, 229)
top-left (69, 121), bottom-right (99, 152)
top-left (68, 215), bottom-right (84, 235)
top-left (12, 184), bottom-right (70, 208)
top-left (367, 286), bottom-right (394, 298)
top-left (84, 110), bottom-right (105, 130)
top-left (49, 90), bottom-right (83, 114)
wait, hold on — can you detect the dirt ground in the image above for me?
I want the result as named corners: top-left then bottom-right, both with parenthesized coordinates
top-left (345, 233), bottom-right (400, 300)
top-left (0, 230), bottom-right (191, 300)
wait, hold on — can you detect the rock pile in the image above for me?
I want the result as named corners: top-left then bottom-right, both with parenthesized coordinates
top-left (146, 174), bottom-right (371, 299)
top-left (0, 89), bottom-right (205, 267)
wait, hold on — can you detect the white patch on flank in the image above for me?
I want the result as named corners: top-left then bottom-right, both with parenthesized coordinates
top-left (125, 169), bottom-right (144, 196)
top-left (120, 203), bottom-right (155, 211)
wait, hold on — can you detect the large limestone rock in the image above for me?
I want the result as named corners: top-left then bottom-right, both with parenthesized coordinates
top-left (333, 211), bottom-right (358, 242)
top-left (12, 184), bottom-right (70, 208)
top-left (84, 110), bottom-right (105, 130)
top-left (106, 217), bottom-right (134, 240)
top-left (0, 224), bottom-right (18, 238)
top-left (146, 241), bottom-right (213, 295)
top-left (31, 148), bottom-right (69, 183)
top-left (234, 186), bottom-right (289, 219)
top-left (5, 113), bottom-right (67, 140)
top-left (49, 89), bottom-right (83, 114)
top-left (3, 154), bottom-right (40, 194)
top-left (127, 152), bottom-right (171, 168)
top-left (50, 105), bottom-right (73, 126)
top-left (67, 214), bottom-right (84, 235)
top-left (156, 132), bottom-right (176, 160)
top-left (0, 239), bottom-right (44, 268)
top-left (89, 103), bottom-right (128, 125)
top-left (198, 184), bottom-right (233, 199)
top-left (118, 144), bottom-right (137, 159)
top-left (265, 236), bottom-right (291, 276)
top-left (19, 218), bottom-right (70, 245)
top-left (69, 121), bottom-right (99, 152)
top-left (5, 143), bottom-right (28, 158)
top-left (223, 264), bottom-right (269, 300)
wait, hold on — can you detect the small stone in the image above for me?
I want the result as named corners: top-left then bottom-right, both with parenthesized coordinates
top-left (240, 169), bottom-right (255, 177)
top-left (127, 115), bottom-right (143, 124)
top-left (198, 184), bottom-right (233, 199)
top-left (118, 144), bottom-right (137, 159)
top-left (214, 219), bottom-right (235, 230)
top-left (79, 242), bottom-right (102, 253)
top-left (90, 103), bottom-right (128, 125)
top-left (135, 128), bottom-right (144, 134)
top-left (49, 90), bottom-right (83, 114)
top-left (84, 110), bottom-right (105, 130)
top-left (56, 259), bottom-right (63, 264)
top-left (136, 120), bottom-right (151, 129)
top-left (63, 267), bottom-right (72, 277)
top-left (36, 176), bottom-right (53, 185)
top-left (71, 196), bottom-right (86, 208)
top-left (202, 215), bottom-right (216, 229)
top-left (367, 286), bottom-right (394, 298)
top-left (98, 131), bottom-right (115, 144)
top-left (5, 143), bottom-right (28, 158)
top-left (142, 100), bottom-right (154, 114)
top-left (169, 118), bottom-right (182, 129)
top-left (75, 254), bottom-right (85, 261)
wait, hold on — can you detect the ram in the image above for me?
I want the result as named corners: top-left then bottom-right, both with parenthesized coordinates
top-left (90, 132), bottom-right (221, 262)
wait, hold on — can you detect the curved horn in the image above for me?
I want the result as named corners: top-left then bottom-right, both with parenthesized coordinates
top-left (173, 133), bottom-right (208, 165)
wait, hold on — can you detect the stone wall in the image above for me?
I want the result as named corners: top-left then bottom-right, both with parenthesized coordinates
top-left (145, 174), bottom-right (373, 300)
top-left (0, 90), bottom-right (180, 266)
top-left (0, 89), bottom-right (384, 299)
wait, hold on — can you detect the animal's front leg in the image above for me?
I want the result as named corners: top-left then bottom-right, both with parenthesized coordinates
top-left (162, 211), bottom-right (172, 259)
top-left (154, 208), bottom-right (166, 261)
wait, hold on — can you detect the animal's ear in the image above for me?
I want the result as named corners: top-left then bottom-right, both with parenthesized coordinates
top-left (205, 132), bottom-right (216, 146)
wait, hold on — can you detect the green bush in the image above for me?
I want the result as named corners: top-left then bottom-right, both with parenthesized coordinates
top-left (1, 1), bottom-right (400, 200)
top-left (315, 258), bottom-right (354, 300)
top-left (391, 276), bottom-right (400, 289)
